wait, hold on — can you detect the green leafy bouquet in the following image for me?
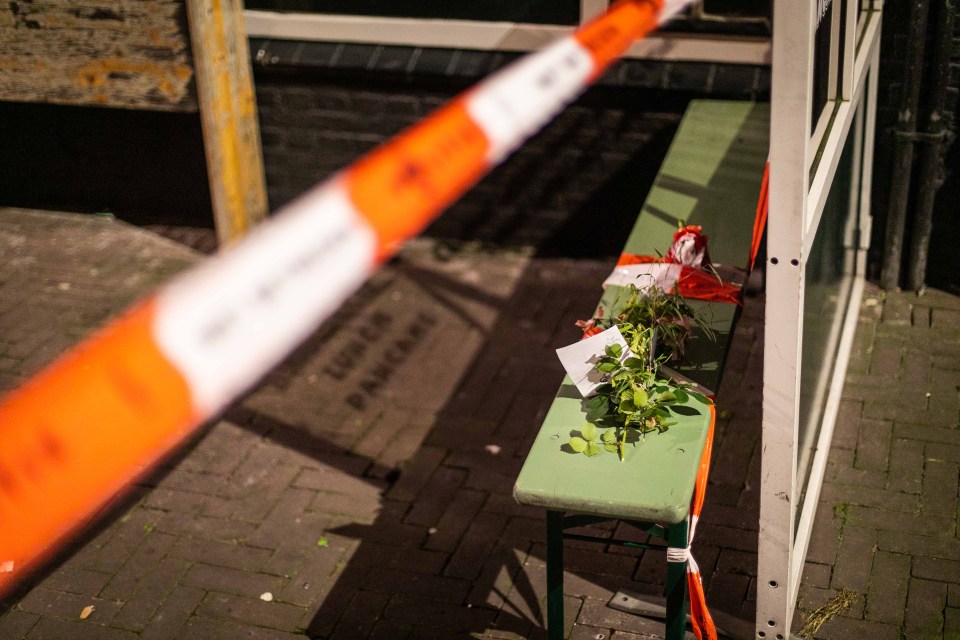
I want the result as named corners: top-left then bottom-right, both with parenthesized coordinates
top-left (568, 287), bottom-right (713, 461)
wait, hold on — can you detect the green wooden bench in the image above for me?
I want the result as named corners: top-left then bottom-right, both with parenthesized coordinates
top-left (513, 100), bottom-right (770, 640)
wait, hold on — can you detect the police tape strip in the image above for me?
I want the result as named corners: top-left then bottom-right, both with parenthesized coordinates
top-left (0, 0), bottom-right (694, 596)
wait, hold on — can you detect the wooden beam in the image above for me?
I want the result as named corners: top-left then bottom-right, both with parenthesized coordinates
top-left (186, 0), bottom-right (268, 244)
top-left (0, 1), bottom-right (196, 110)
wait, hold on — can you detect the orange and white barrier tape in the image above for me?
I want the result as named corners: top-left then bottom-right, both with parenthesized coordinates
top-left (603, 256), bottom-right (745, 305)
top-left (0, 0), bottom-right (695, 596)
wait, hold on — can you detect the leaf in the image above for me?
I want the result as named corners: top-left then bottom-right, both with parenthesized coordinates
top-left (688, 391), bottom-right (713, 405)
top-left (585, 395), bottom-right (605, 409)
top-left (569, 436), bottom-right (588, 453)
top-left (673, 388), bottom-right (689, 403)
top-left (634, 389), bottom-right (648, 406)
top-left (605, 343), bottom-right (623, 358)
top-left (316, 537), bottom-right (329, 547)
top-left (623, 357), bottom-right (646, 370)
top-left (597, 361), bottom-right (619, 373)
top-left (581, 423), bottom-right (597, 441)
top-left (604, 443), bottom-right (619, 453)
top-left (595, 383), bottom-right (614, 395)
top-left (658, 391), bottom-right (676, 402)
top-left (601, 429), bottom-right (618, 443)
top-left (671, 405), bottom-right (701, 416)
top-left (584, 442), bottom-right (602, 457)
top-left (586, 400), bottom-right (609, 422)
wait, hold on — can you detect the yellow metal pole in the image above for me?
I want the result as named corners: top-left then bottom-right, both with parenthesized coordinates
top-left (186, 0), bottom-right (268, 244)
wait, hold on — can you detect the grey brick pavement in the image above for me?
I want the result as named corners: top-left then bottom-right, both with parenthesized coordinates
top-left (0, 208), bottom-right (957, 639)
top-left (795, 285), bottom-right (960, 640)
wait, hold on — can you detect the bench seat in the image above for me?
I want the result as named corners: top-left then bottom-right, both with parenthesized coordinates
top-left (513, 99), bottom-right (770, 640)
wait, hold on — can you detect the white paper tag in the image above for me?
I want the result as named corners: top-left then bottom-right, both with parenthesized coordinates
top-left (602, 262), bottom-right (681, 292)
top-left (555, 326), bottom-right (634, 397)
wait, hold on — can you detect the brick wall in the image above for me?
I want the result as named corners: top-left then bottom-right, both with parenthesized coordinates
top-left (251, 42), bottom-right (768, 254)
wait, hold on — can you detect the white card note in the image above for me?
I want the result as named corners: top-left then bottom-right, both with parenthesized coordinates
top-left (555, 325), bottom-right (634, 397)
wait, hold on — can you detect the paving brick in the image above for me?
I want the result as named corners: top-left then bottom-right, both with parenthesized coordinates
top-left (854, 419), bottom-right (892, 471)
top-left (24, 617), bottom-right (140, 640)
top-left (176, 614), bottom-right (306, 640)
top-left (138, 586), bottom-right (206, 640)
top-left (887, 438), bottom-right (927, 494)
top-left (847, 503), bottom-right (955, 536)
top-left (386, 445), bottom-right (447, 503)
top-left (17, 587), bottom-right (123, 623)
top-left (577, 596), bottom-right (668, 637)
top-left (403, 465), bottom-right (468, 527)
top-left (111, 557), bottom-right (191, 631)
top-left (819, 481), bottom-right (919, 513)
top-left (423, 488), bottom-right (487, 552)
top-left (38, 567), bottom-right (111, 597)
top-left (360, 567), bottom-right (471, 604)
top-left (80, 507), bottom-right (169, 575)
top-left (904, 578), bottom-right (947, 639)
top-left (195, 591), bottom-right (307, 632)
top-left (312, 490), bottom-right (383, 522)
top-left (878, 529), bottom-right (960, 560)
top-left (244, 488), bottom-right (319, 550)
top-left (801, 562), bottom-right (832, 589)
top-left (893, 422), bottom-right (960, 445)
top-left (706, 570), bottom-right (751, 617)
top-left (368, 618), bottom-right (413, 640)
top-left (445, 512), bottom-right (509, 580)
top-left (381, 594), bottom-right (497, 633)
top-left (0, 610), bottom-right (40, 639)
top-left (183, 563), bottom-right (287, 600)
top-left (100, 531), bottom-right (178, 600)
top-left (330, 589), bottom-right (390, 638)
top-left (914, 555), bottom-right (960, 583)
top-left (868, 336), bottom-right (904, 375)
top-left (167, 537), bottom-right (273, 573)
top-left (350, 542), bottom-right (449, 577)
top-left (812, 614), bottom-right (900, 640)
top-left (154, 511), bottom-right (257, 544)
top-left (831, 525), bottom-right (877, 592)
top-left (922, 458), bottom-right (959, 517)
top-left (865, 551), bottom-right (911, 625)
top-left (230, 462), bottom-right (301, 524)
top-left (831, 399), bottom-right (863, 450)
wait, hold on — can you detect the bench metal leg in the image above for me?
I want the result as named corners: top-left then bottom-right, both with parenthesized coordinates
top-left (665, 517), bottom-right (689, 640)
top-left (546, 510), bottom-right (564, 640)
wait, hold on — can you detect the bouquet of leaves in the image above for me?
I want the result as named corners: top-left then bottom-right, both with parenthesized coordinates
top-left (568, 293), bottom-right (713, 461)
top-left (580, 284), bottom-right (713, 361)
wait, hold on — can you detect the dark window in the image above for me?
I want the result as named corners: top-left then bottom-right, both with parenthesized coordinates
top-left (811, 0), bottom-right (834, 129)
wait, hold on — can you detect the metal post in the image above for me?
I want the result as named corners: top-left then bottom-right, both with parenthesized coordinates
top-left (880, 0), bottom-right (929, 290)
top-left (665, 517), bottom-right (690, 640)
top-left (546, 510), bottom-right (565, 640)
top-left (907, 0), bottom-right (955, 291)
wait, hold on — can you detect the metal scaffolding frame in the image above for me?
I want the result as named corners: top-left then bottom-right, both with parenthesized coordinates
top-left (758, 1), bottom-right (881, 637)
